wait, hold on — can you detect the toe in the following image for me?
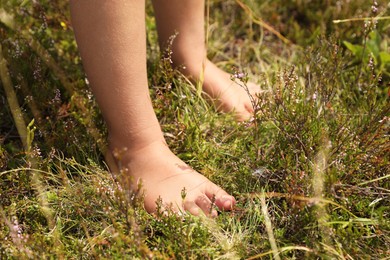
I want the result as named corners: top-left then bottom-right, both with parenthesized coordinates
top-left (195, 195), bottom-right (218, 217)
top-left (235, 110), bottom-right (252, 121)
top-left (183, 197), bottom-right (217, 217)
top-left (183, 200), bottom-right (201, 216)
top-left (215, 195), bottom-right (236, 210)
top-left (205, 184), bottom-right (236, 211)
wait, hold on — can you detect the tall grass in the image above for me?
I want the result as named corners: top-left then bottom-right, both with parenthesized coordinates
top-left (1, 0), bottom-right (389, 258)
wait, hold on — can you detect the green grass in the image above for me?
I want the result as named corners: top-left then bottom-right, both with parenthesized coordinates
top-left (1, 0), bottom-right (389, 258)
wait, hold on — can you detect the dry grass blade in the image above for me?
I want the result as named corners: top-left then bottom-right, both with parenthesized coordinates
top-left (260, 196), bottom-right (281, 260)
top-left (333, 16), bottom-right (390, 24)
top-left (245, 192), bottom-right (358, 218)
top-left (246, 246), bottom-right (313, 260)
top-left (235, 0), bottom-right (292, 45)
top-left (357, 174), bottom-right (390, 186)
top-left (0, 8), bottom-right (15, 29)
top-left (0, 44), bottom-right (28, 150)
top-left (312, 136), bottom-right (333, 247)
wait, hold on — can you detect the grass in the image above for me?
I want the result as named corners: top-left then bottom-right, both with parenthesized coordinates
top-left (1, 0), bottom-right (389, 258)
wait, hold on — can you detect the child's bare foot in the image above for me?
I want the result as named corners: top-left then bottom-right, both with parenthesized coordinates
top-left (71, 0), bottom-right (236, 218)
top-left (152, 1), bottom-right (260, 121)
top-left (179, 57), bottom-right (260, 121)
top-left (200, 59), bottom-right (259, 121)
top-left (109, 139), bottom-right (236, 217)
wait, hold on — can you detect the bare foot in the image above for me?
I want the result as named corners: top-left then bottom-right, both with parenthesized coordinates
top-left (186, 59), bottom-right (260, 121)
top-left (109, 140), bottom-right (236, 217)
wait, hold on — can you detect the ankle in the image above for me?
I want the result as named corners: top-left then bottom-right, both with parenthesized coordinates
top-left (170, 46), bottom-right (207, 76)
top-left (108, 128), bottom-right (166, 159)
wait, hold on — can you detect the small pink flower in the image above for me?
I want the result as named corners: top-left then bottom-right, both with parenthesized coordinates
top-left (234, 72), bottom-right (245, 79)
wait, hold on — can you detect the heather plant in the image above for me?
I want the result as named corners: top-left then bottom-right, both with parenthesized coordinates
top-left (1, 0), bottom-right (389, 259)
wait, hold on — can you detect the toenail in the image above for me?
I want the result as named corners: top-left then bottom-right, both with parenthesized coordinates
top-left (221, 195), bottom-right (234, 209)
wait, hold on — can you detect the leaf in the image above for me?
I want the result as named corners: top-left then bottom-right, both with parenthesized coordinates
top-left (369, 30), bottom-right (381, 48)
top-left (343, 41), bottom-right (363, 58)
top-left (367, 31), bottom-right (383, 59)
top-left (379, 51), bottom-right (390, 65)
top-left (367, 39), bottom-right (380, 58)
top-left (379, 51), bottom-right (390, 72)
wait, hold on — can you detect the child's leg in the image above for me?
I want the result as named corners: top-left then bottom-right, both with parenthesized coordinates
top-left (70, 0), bottom-right (235, 216)
top-left (152, 0), bottom-right (259, 121)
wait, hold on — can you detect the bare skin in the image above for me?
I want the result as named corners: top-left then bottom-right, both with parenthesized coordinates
top-left (70, 0), bottom-right (256, 216)
top-left (153, 0), bottom-right (258, 121)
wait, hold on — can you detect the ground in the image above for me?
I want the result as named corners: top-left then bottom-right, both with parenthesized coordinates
top-left (0, 0), bottom-right (389, 258)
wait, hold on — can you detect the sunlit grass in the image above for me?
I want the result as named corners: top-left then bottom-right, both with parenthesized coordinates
top-left (1, 0), bottom-right (389, 258)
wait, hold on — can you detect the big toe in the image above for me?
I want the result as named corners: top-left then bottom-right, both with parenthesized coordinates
top-left (216, 194), bottom-right (236, 210)
top-left (206, 184), bottom-right (236, 211)
top-left (235, 108), bottom-right (253, 121)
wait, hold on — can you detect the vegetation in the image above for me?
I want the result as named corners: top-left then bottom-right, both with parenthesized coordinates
top-left (1, 0), bottom-right (389, 258)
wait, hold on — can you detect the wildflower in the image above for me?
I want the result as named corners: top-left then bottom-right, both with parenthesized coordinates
top-left (53, 89), bottom-right (61, 103)
top-left (233, 72), bottom-right (245, 79)
top-left (371, 2), bottom-right (378, 14)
